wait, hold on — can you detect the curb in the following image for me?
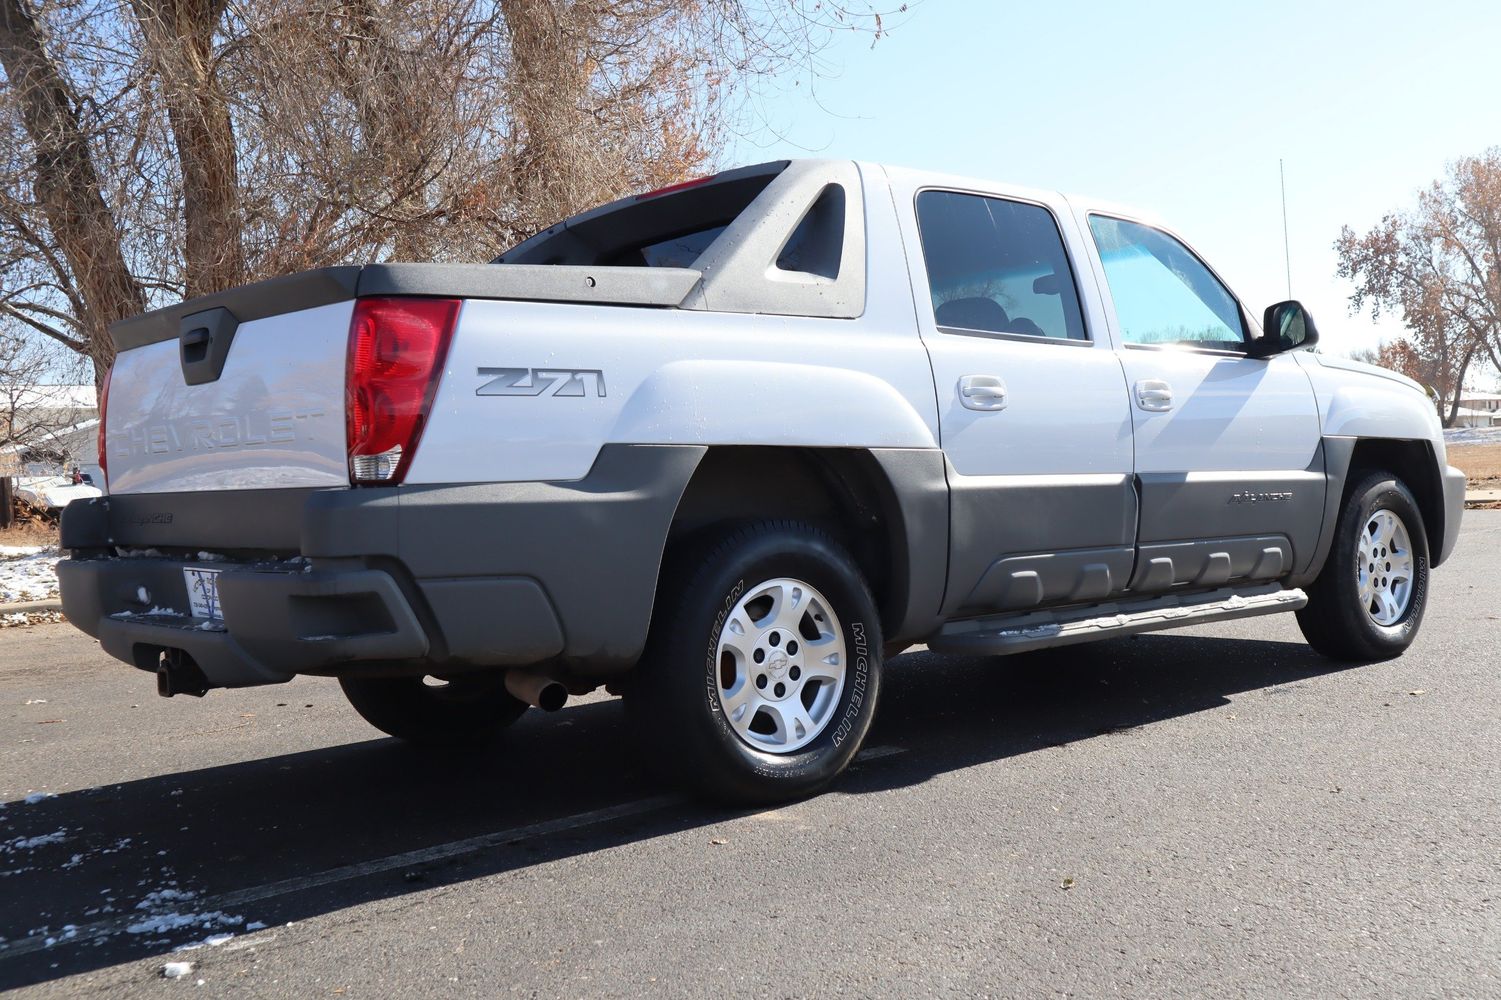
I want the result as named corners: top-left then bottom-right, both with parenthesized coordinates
top-left (0, 599), bottom-right (62, 615)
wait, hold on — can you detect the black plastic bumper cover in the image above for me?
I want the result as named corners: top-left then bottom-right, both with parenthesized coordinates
top-left (60, 558), bottom-right (438, 688)
top-left (58, 445), bottom-right (706, 688)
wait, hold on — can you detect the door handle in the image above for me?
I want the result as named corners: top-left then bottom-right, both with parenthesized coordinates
top-left (1135, 379), bottom-right (1173, 412)
top-left (958, 375), bottom-right (1007, 411)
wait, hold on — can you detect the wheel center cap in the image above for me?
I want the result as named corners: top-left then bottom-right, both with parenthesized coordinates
top-left (766, 649), bottom-right (789, 678)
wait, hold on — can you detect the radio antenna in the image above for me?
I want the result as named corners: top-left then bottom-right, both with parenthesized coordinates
top-left (1280, 158), bottom-right (1292, 298)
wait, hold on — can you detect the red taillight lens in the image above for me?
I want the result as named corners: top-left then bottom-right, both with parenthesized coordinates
top-left (97, 366), bottom-right (113, 485)
top-left (346, 297), bottom-right (460, 485)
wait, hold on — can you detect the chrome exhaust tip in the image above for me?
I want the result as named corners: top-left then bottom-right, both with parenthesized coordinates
top-left (504, 669), bottom-right (568, 712)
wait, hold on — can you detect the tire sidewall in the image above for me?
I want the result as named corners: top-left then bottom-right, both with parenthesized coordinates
top-left (1333, 477), bottom-right (1430, 651)
top-left (651, 525), bottom-right (883, 802)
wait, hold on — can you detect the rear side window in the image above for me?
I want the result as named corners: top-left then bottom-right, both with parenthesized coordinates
top-left (1087, 215), bottom-right (1246, 350)
top-left (915, 191), bottom-right (1087, 341)
top-left (776, 184), bottom-right (845, 280)
top-left (496, 165), bottom-right (786, 268)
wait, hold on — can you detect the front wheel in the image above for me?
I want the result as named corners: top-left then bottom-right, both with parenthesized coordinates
top-left (339, 673), bottom-right (528, 745)
top-left (1296, 471), bottom-right (1430, 662)
top-left (629, 521), bottom-right (884, 804)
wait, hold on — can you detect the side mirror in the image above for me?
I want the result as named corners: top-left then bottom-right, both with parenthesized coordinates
top-left (1257, 300), bottom-right (1319, 356)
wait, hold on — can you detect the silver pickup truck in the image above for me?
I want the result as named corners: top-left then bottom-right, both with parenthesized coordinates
top-left (59, 159), bottom-right (1467, 802)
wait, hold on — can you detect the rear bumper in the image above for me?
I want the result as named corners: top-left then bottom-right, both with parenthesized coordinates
top-left (60, 558), bottom-right (564, 689)
top-left (59, 445), bottom-right (705, 689)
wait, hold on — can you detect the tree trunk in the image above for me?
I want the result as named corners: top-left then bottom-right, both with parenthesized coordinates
top-left (0, 0), bottom-right (145, 382)
top-left (500, 0), bottom-right (595, 230)
top-left (130, 0), bottom-right (244, 297)
top-left (1443, 341), bottom-right (1479, 428)
top-left (331, 1), bottom-right (432, 261)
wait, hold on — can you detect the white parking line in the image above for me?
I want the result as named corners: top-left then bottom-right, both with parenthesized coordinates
top-left (0, 744), bottom-right (906, 961)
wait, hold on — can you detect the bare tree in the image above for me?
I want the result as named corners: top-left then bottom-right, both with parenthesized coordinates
top-left (0, 329), bottom-right (91, 467)
top-left (1, 0), bottom-right (907, 387)
top-left (130, 0), bottom-right (246, 295)
top-left (1336, 148), bottom-right (1501, 427)
top-left (1348, 338), bottom-right (1455, 421)
top-left (0, 0), bottom-right (145, 381)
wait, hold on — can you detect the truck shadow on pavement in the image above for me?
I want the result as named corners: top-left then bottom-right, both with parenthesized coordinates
top-left (0, 632), bottom-right (1358, 989)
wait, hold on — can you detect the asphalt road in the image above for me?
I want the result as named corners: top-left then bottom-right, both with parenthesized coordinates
top-left (1, 513), bottom-right (1498, 998)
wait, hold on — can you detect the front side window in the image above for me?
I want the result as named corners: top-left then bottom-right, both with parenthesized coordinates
top-left (915, 191), bottom-right (1088, 341)
top-left (1087, 215), bottom-right (1246, 350)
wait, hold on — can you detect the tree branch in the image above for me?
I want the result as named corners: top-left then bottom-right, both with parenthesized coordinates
top-left (0, 302), bottom-right (89, 352)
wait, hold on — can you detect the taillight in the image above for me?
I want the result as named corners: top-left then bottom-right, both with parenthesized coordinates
top-left (346, 297), bottom-right (460, 485)
top-left (97, 366), bottom-right (112, 485)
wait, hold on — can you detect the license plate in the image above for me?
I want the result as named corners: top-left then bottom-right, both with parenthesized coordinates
top-left (183, 567), bottom-right (225, 620)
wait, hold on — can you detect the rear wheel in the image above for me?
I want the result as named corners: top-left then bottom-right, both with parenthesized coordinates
top-left (339, 673), bottom-right (528, 745)
top-left (629, 521), bottom-right (883, 804)
top-left (1296, 471), bottom-right (1430, 661)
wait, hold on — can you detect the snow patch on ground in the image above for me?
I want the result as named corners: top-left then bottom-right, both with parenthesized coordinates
top-left (135, 888), bottom-right (197, 910)
top-left (0, 547), bottom-right (59, 603)
top-left (1, 829), bottom-right (67, 853)
top-left (43, 925), bottom-right (79, 947)
top-left (127, 887), bottom-right (245, 941)
top-left (173, 931), bottom-right (236, 952)
top-left (1445, 426), bottom-right (1501, 446)
top-left (128, 911), bottom-right (242, 936)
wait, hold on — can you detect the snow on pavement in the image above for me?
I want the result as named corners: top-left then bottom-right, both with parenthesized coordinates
top-left (1, 829), bottom-right (68, 854)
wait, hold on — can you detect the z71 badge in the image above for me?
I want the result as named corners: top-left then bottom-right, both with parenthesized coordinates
top-left (476, 367), bottom-right (607, 398)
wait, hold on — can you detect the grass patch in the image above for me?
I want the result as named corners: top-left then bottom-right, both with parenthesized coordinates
top-left (0, 520), bottom-right (60, 548)
top-left (1448, 443), bottom-right (1501, 489)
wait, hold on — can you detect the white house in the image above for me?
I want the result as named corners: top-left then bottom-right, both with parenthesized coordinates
top-left (1442, 392), bottom-right (1501, 427)
top-left (0, 384), bottom-right (100, 478)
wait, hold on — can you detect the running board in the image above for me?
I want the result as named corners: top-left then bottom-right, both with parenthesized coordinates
top-left (929, 584), bottom-right (1308, 657)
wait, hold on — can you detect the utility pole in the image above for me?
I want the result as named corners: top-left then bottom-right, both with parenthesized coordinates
top-left (1280, 158), bottom-right (1292, 299)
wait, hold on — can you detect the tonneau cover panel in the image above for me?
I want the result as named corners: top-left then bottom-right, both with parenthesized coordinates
top-left (112, 263), bottom-right (702, 352)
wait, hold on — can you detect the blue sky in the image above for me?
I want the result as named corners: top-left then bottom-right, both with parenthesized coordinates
top-left (731, 0), bottom-right (1501, 380)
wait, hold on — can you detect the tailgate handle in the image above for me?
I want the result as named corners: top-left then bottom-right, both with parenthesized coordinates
top-left (181, 326), bottom-right (211, 361)
top-left (178, 307), bottom-right (239, 386)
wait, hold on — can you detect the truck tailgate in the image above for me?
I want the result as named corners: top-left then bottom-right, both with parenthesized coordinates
top-left (101, 259), bottom-right (704, 496)
top-left (105, 300), bottom-right (352, 494)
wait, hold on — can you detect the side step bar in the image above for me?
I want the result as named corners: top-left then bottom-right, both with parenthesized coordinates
top-left (929, 584), bottom-right (1308, 657)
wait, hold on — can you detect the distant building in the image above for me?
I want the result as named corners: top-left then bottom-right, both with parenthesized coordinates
top-left (1442, 391), bottom-right (1501, 428)
top-left (0, 384), bottom-right (100, 478)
